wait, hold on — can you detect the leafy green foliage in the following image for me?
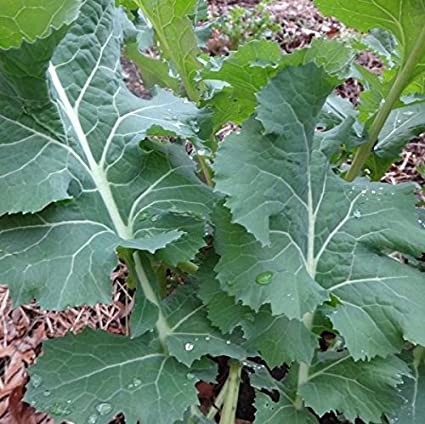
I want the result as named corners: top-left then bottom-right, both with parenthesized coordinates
top-left (1, 0), bottom-right (425, 423)
top-left (27, 329), bottom-right (199, 423)
top-left (214, 63), bottom-right (425, 362)
top-left (317, 0), bottom-right (425, 179)
top-left (0, 0), bottom-right (82, 49)
top-left (389, 348), bottom-right (425, 423)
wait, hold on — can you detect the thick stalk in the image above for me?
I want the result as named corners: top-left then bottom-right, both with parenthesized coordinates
top-left (219, 361), bottom-right (242, 424)
top-left (294, 312), bottom-right (314, 409)
top-left (345, 25), bottom-right (425, 182)
top-left (133, 252), bottom-right (171, 348)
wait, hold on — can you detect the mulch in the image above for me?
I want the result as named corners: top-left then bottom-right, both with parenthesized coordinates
top-left (1, 1), bottom-right (424, 423)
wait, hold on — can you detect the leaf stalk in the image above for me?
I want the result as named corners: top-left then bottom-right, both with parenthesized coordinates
top-left (219, 361), bottom-right (242, 424)
top-left (345, 25), bottom-right (425, 181)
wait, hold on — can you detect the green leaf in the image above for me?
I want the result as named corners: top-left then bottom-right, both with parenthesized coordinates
top-left (300, 352), bottom-right (410, 423)
top-left (0, 0), bottom-right (214, 309)
top-left (0, 0), bottom-right (82, 49)
top-left (242, 308), bottom-right (317, 367)
top-left (196, 253), bottom-right (317, 365)
top-left (197, 252), bottom-right (254, 334)
top-left (26, 329), bottom-right (198, 424)
top-left (136, 0), bottom-right (202, 101)
top-left (202, 38), bottom-right (353, 130)
top-left (368, 100), bottom-right (425, 178)
top-left (125, 44), bottom-right (180, 92)
top-left (0, 8), bottom-right (84, 215)
top-left (367, 104), bottom-right (425, 179)
top-left (213, 63), bottom-right (425, 360)
top-left (255, 392), bottom-right (318, 424)
top-left (213, 205), bottom-right (327, 319)
top-left (389, 347), bottom-right (425, 424)
top-left (201, 40), bottom-right (282, 129)
top-left (163, 284), bottom-right (246, 366)
top-left (315, 0), bottom-right (425, 84)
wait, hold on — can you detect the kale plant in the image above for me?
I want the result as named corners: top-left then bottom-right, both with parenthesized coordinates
top-left (0, 0), bottom-right (424, 423)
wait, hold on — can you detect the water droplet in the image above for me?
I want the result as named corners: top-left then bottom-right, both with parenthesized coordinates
top-left (205, 336), bottom-right (210, 341)
top-left (151, 215), bottom-right (159, 222)
top-left (96, 402), bottom-right (112, 416)
top-left (48, 402), bottom-right (71, 416)
top-left (184, 342), bottom-right (194, 351)
top-left (88, 414), bottom-right (98, 424)
top-left (31, 374), bottom-right (42, 388)
top-left (353, 209), bottom-right (362, 219)
top-left (403, 111), bottom-right (414, 116)
top-left (255, 271), bottom-right (273, 285)
top-left (371, 190), bottom-right (376, 194)
top-left (43, 390), bottom-right (51, 397)
top-left (226, 340), bottom-right (231, 345)
top-left (138, 212), bottom-right (149, 221)
top-left (198, 149), bottom-right (206, 156)
top-left (187, 373), bottom-right (195, 381)
top-left (128, 377), bottom-right (142, 389)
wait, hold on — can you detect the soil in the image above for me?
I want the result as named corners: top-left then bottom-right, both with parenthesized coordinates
top-left (1, 1), bottom-right (424, 423)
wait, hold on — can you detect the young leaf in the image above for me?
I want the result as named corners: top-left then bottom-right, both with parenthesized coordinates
top-left (368, 100), bottom-right (425, 178)
top-left (26, 330), bottom-right (198, 424)
top-left (299, 353), bottom-right (410, 423)
top-left (213, 63), bottom-right (425, 360)
top-left (202, 38), bottom-right (354, 131)
top-left (201, 40), bottom-right (282, 129)
top-left (135, 0), bottom-right (202, 101)
top-left (0, 0), bottom-right (213, 309)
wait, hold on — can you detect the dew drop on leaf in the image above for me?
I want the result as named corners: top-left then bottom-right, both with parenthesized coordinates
top-left (30, 374), bottom-right (42, 388)
top-left (353, 209), bottom-right (362, 219)
top-left (88, 414), bottom-right (98, 424)
top-left (255, 271), bottom-right (273, 285)
top-left (205, 336), bottom-right (210, 341)
top-left (96, 402), bottom-right (112, 416)
top-left (43, 390), bottom-right (51, 397)
top-left (184, 342), bottom-right (194, 351)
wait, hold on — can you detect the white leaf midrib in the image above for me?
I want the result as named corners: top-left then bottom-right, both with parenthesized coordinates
top-left (48, 63), bottom-right (131, 240)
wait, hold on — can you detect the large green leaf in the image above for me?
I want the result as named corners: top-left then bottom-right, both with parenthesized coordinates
top-left (389, 347), bottom-right (425, 424)
top-left (300, 352), bottom-right (410, 423)
top-left (0, 0), bottom-right (214, 309)
top-left (0, 0), bottom-right (81, 49)
top-left (213, 64), bottom-right (425, 360)
top-left (26, 330), bottom-right (198, 424)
